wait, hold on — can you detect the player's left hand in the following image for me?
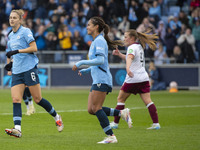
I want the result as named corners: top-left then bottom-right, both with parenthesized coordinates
top-left (72, 65), bottom-right (78, 71)
top-left (127, 69), bottom-right (133, 78)
top-left (78, 71), bottom-right (82, 76)
top-left (4, 62), bottom-right (13, 71)
top-left (6, 50), bottom-right (19, 58)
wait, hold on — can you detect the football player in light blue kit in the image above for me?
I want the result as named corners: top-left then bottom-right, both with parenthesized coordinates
top-left (4, 61), bottom-right (36, 116)
top-left (4, 9), bottom-right (63, 138)
top-left (72, 16), bottom-right (132, 144)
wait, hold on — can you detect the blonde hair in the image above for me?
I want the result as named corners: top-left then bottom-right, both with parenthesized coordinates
top-left (90, 16), bottom-right (124, 49)
top-left (126, 29), bottom-right (158, 50)
top-left (11, 9), bottom-right (24, 20)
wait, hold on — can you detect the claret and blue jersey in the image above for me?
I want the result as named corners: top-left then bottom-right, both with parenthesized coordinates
top-left (88, 34), bottom-right (112, 87)
top-left (6, 25), bottom-right (39, 74)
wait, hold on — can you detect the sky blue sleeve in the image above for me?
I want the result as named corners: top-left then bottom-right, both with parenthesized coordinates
top-left (79, 67), bottom-right (91, 75)
top-left (24, 28), bottom-right (35, 44)
top-left (95, 39), bottom-right (106, 56)
top-left (75, 55), bottom-right (104, 68)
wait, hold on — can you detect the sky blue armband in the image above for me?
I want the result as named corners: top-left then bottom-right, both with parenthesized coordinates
top-left (80, 67), bottom-right (91, 75)
top-left (75, 55), bottom-right (104, 68)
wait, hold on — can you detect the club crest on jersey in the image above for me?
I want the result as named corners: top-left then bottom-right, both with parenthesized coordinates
top-left (97, 83), bottom-right (101, 88)
top-left (17, 36), bottom-right (20, 39)
top-left (128, 49), bottom-right (133, 53)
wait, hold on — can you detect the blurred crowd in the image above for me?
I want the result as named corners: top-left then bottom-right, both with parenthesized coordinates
top-left (0, 0), bottom-right (200, 64)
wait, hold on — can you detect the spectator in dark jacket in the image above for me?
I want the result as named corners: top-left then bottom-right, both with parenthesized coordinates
top-left (172, 45), bottom-right (184, 63)
top-left (164, 27), bottom-right (177, 57)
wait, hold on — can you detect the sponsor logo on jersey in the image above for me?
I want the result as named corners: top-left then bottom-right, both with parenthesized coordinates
top-left (97, 47), bottom-right (104, 50)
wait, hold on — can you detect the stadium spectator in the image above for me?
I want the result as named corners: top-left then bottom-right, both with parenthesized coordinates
top-left (25, 18), bottom-right (34, 34)
top-left (69, 2), bottom-right (80, 26)
top-left (46, 0), bottom-right (58, 17)
top-left (190, 0), bottom-right (200, 13)
top-left (34, 24), bottom-right (47, 50)
top-left (0, 28), bottom-right (7, 63)
top-left (22, 0), bottom-right (37, 19)
top-left (0, 3), bottom-right (7, 28)
top-left (33, 18), bottom-right (43, 33)
top-left (5, 0), bottom-right (13, 17)
top-left (72, 16), bottom-right (131, 144)
top-left (148, 0), bottom-right (161, 28)
top-left (53, 5), bottom-right (66, 16)
top-left (4, 9), bottom-right (63, 138)
top-left (189, 14), bottom-right (200, 61)
top-left (50, 14), bottom-right (60, 35)
top-left (97, 5), bottom-right (108, 23)
top-left (72, 30), bottom-right (88, 51)
top-left (177, 28), bottom-right (196, 63)
top-left (172, 45), bottom-right (184, 63)
top-left (191, 8), bottom-right (200, 22)
top-left (58, 24), bottom-right (72, 50)
top-left (168, 13), bottom-right (182, 37)
top-left (127, 0), bottom-right (140, 29)
top-left (2, 22), bottom-right (12, 37)
top-left (179, 11), bottom-right (189, 27)
top-left (138, 1), bottom-right (149, 25)
top-left (176, 0), bottom-right (188, 10)
top-left (136, 17), bottom-right (155, 33)
top-left (154, 42), bottom-right (168, 65)
top-left (148, 61), bottom-right (166, 90)
top-left (180, 23), bottom-right (187, 35)
top-left (0, 28), bottom-right (7, 51)
top-left (164, 26), bottom-right (177, 57)
top-left (59, 15), bottom-right (68, 26)
top-left (79, 2), bottom-right (96, 26)
top-left (156, 20), bottom-right (166, 44)
top-left (68, 20), bottom-right (81, 36)
top-left (46, 31), bottom-right (58, 50)
top-left (111, 29), bottom-right (161, 130)
top-left (59, 0), bottom-right (73, 15)
top-left (118, 15), bottom-right (130, 33)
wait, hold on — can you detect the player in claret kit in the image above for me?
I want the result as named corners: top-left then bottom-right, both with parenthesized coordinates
top-left (111, 29), bottom-right (161, 130)
top-left (4, 9), bottom-right (63, 138)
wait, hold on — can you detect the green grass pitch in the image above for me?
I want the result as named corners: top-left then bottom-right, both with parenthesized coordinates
top-left (0, 89), bottom-right (200, 150)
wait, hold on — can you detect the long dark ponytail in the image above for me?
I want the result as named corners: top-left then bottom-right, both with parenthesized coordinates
top-left (90, 16), bottom-right (124, 49)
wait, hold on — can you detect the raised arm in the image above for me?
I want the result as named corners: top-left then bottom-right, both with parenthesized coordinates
top-left (112, 47), bottom-right (126, 60)
top-left (72, 55), bottom-right (104, 71)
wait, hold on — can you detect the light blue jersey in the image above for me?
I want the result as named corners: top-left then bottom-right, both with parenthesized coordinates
top-left (6, 26), bottom-right (39, 74)
top-left (88, 34), bottom-right (112, 87)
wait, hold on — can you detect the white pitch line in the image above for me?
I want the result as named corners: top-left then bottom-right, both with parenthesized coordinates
top-left (1, 105), bottom-right (200, 116)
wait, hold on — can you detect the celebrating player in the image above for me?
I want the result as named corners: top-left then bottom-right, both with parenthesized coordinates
top-left (110, 29), bottom-right (161, 130)
top-left (72, 16), bottom-right (132, 144)
top-left (5, 61), bottom-right (36, 115)
top-left (4, 9), bottom-right (63, 138)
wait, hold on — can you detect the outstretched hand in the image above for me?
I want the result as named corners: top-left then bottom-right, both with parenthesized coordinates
top-left (72, 65), bottom-right (78, 71)
top-left (78, 71), bottom-right (82, 76)
top-left (112, 47), bottom-right (120, 56)
top-left (4, 62), bottom-right (13, 71)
